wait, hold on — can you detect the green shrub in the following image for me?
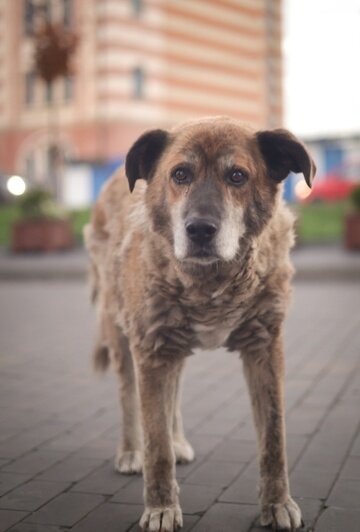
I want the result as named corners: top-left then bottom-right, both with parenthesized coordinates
top-left (350, 186), bottom-right (360, 212)
top-left (17, 187), bottom-right (67, 220)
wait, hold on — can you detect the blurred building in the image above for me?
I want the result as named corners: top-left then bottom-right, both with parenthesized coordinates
top-left (0, 0), bottom-right (283, 205)
top-left (305, 134), bottom-right (360, 181)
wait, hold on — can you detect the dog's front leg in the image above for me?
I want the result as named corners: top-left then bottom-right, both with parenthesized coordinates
top-left (242, 334), bottom-right (303, 531)
top-left (136, 357), bottom-right (183, 532)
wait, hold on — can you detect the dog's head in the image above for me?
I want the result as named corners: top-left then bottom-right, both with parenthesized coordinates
top-left (125, 117), bottom-right (315, 266)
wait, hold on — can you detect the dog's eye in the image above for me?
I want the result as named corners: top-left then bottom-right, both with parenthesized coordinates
top-left (172, 167), bottom-right (192, 185)
top-left (227, 168), bottom-right (248, 186)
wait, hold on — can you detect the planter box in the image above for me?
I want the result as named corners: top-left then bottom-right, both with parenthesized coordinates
top-left (12, 219), bottom-right (73, 253)
top-left (344, 214), bottom-right (360, 250)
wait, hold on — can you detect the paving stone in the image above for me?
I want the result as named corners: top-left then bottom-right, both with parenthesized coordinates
top-left (339, 455), bottom-right (360, 479)
top-left (286, 406), bottom-right (327, 436)
top-left (286, 434), bottom-right (309, 470)
top-left (71, 502), bottom-right (142, 532)
top-left (0, 480), bottom-right (70, 511)
top-left (326, 478), bottom-right (360, 508)
top-left (209, 438), bottom-right (255, 463)
top-left (185, 459), bottom-right (244, 487)
top-left (0, 509), bottom-right (28, 532)
top-left (193, 411), bottom-right (241, 436)
top-left (191, 502), bottom-right (258, 532)
top-left (315, 507), bottom-right (360, 532)
top-left (350, 431), bottom-right (360, 456)
top-left (8, 524), bottom-right (64, 532)
top-left (77, 436), bottom-right (117, 460)
top-left (230, 421), bottom-right (257, 442)
top-left (71, 462), bottom-right (131, 494)
top-left (25, 492), bottom-right (104, 526)
top-left (175, 455), bottom-right (206, 480)
top-left (0, 473), bottom-right (32, 497)
top-left (2, 450), bottom-right (65, 476)
top-left (0, 437), bottom-right (47, 461)
top-left (186, 435), bottom-right (223, 457)
top-left (178, 483), bottom-right (221, 514)
top-left (219, 466), bottom-right (258, 505)
top-left (36, 455), bottom-right (104, 482)
top-left (111, 476), bottom-right (143, 504)
top-left (290, 467), bottom-right (338, 499)
top-left (1, 276), bottom-right (360, 530)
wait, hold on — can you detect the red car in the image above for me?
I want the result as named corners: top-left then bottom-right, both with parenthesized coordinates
top-left (306, 163), bottom-right (360, 202)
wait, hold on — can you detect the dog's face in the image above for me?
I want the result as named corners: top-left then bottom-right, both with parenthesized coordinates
top-left (126, 118), bottom-right (315, 266)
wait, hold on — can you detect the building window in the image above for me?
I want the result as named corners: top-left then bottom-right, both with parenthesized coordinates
top-left (132, 67), bottom-right (145, 99)
top-left (63, 0), bottom-right (72, 28)
top-left (131, 0), bottom-right (143, 16)
top-left (24, 0), bottom-right (53, 36)
top-left (25, 153), bottom-right (35, 182)
top-left (64, 75), bottom-right (74, 102)
top-left (24, 71), bottom-right (36, 105)
top-left (43, 0), bottom-right (52, 23)
top-left (24, 0), bottom-right (35, 36)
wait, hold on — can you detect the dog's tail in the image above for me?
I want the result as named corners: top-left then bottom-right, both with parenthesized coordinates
top-left (92, 343), bottom-right (111, 373)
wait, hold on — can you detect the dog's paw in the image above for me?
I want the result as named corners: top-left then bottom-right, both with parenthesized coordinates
top-left (114, 449), bottom-right (142, 475)
top-left (140, 504), bottom-right (183, 531)
top-left (260, 497), bottom-right (303, 530)
top-left (173, 438), bottom-right (195, 464)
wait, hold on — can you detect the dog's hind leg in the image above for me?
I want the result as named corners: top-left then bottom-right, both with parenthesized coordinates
top-left (172, 361), bottom-right (195, 464)
top-left (108, 323), bottom-right (142, 475)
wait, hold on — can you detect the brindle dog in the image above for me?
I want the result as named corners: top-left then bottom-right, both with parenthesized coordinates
top-left (84, 117), bottom-right (316, 531)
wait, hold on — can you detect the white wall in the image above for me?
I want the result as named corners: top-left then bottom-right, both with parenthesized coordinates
top-left (62, 164), bottom-right (92, 208)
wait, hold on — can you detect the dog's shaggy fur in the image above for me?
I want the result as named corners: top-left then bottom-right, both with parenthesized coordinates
top-left (84, 117), bottom-right (316, 531)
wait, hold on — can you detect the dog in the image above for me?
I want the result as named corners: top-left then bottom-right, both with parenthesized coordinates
top-left (84, 116), bottom-right (316, 531)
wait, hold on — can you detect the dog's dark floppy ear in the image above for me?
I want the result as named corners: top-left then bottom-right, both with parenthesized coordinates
top-left (256, 129), bottom-right (316, 188)
top-left (125, 129), bottom-right (168, 192)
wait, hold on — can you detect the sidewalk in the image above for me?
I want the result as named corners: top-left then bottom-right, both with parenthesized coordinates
top-left (0, 244), bottom-right (359, 281)
top-left (0, 275), bottom-right (359, 531)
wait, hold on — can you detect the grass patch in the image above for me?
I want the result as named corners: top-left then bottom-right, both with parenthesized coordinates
top-left (0, 201), bottom-right (348, 248)
top-left (296, 200), bottom-right (348, 243)
top-left (0, 204), bottom-right (20, 247)
top-left (68, 208), bottom-right (91, 243)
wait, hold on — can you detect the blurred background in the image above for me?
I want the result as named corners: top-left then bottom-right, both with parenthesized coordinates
top-left (0, 0), bottom-right (359, 250)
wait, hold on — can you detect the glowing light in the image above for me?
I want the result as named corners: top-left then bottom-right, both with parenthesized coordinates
top-left (295, 180), bottom-right (311, 201)
top-left (6, 175), bottom-right (26, 196)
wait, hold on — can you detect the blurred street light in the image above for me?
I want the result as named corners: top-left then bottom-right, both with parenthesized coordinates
top-left (7, 175), bottom-right (27, 196)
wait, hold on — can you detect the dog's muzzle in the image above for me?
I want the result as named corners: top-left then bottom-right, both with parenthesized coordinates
top-left (183, 217), bottom-right (219, 262)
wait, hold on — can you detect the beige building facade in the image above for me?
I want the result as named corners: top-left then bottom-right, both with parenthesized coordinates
top-left (0, 0), bottom-right (283, 190)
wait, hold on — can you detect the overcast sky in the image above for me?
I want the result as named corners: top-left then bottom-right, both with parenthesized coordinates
top-left (283, 0), bottom-right (360, 138)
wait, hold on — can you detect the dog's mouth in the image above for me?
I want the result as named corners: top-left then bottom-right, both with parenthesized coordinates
top-left (183, 247), bottom-right (220, 265)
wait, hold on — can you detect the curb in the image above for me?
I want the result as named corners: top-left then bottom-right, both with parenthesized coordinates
top-left (0, 265), bottom-right (358, 283)
top-left (0, 246), bottom-right (359, 282)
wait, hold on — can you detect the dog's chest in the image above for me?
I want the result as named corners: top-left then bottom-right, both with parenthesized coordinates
top-left (192, 322), bottom-right (232, 349)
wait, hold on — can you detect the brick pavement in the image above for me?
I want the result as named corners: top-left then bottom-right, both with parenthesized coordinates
top-left (0, 279), bottom-right (359, 531)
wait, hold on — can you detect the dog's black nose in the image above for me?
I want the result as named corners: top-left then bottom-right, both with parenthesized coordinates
top-left (185, 219), bottom-right (218, 244)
